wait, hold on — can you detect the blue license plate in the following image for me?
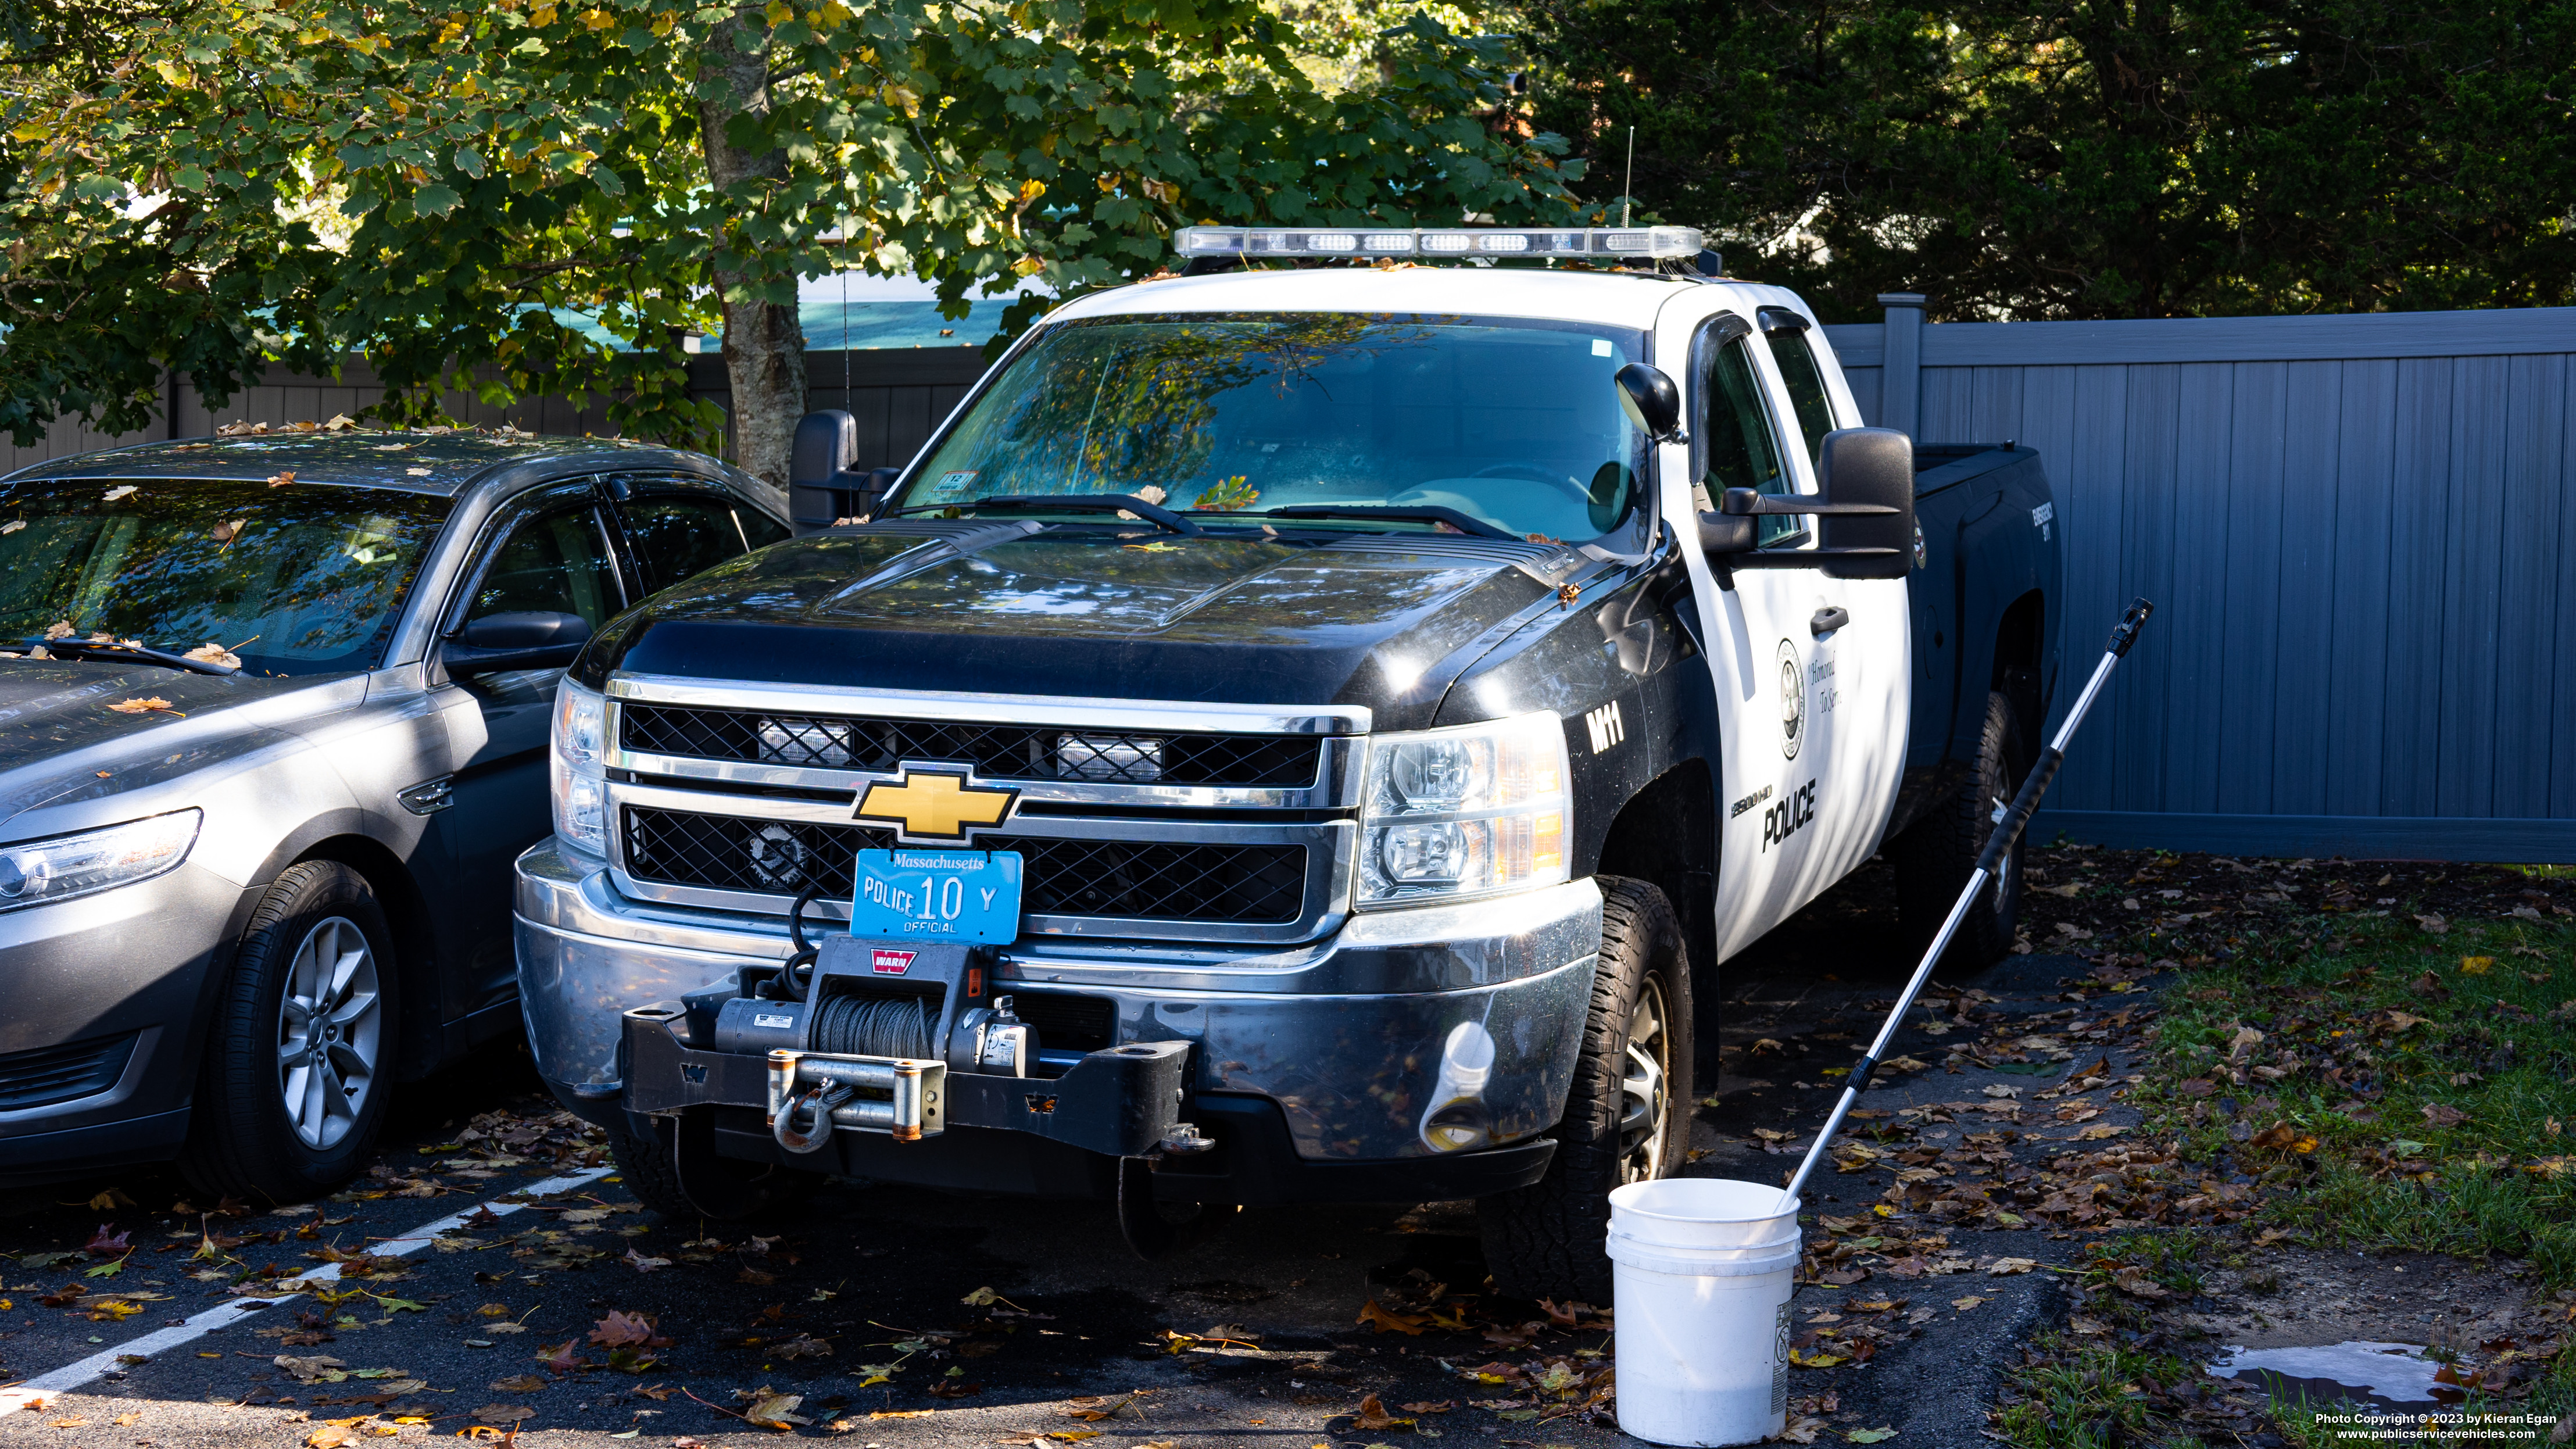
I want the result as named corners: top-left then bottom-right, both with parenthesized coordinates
top-left (848, 849), bottom-right (1023, 944)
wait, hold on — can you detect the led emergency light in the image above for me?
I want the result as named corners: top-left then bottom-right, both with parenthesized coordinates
top-left (1174, 225), bottom-right (1706, 260)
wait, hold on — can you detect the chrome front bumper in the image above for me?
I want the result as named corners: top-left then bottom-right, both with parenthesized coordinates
top-left (514, 836), bottom-right (1601, 1162)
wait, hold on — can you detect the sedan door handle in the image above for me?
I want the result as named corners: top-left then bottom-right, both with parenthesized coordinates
top-left (1810, 606), bottom-right (1851, 636)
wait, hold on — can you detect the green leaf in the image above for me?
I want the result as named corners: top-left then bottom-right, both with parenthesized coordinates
top-left (1845, 1430), bottom-right (1898, 1444)
top-left (455, 146), bottom-right (486, 178)
top-left (85, 1258), bottom-right (126, 1279)
top-left (412, 183), bottom-right (462, 216)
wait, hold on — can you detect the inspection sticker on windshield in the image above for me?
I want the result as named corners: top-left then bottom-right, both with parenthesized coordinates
top-left (849, 848), bottom-right (1022, 944)
top-left (928, 470), bottom-right (978, 499)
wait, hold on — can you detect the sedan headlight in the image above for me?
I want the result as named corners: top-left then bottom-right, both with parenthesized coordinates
top-left (552, 679), bottom-right (610, 857)
top-left (1357, 713), bottom-right (1568, 908)
top-left (0, 809), bottom-right (201, 911)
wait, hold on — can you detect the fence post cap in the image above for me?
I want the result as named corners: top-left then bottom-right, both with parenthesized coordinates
top-left (1876, 292), bottom-right (1929, 310)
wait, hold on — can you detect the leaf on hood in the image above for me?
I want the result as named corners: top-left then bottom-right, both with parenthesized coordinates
top-left (43, 620), bottom-right (72, 639)
top-left (107, 697), bottom-right (176, 715)
top-left (588, 1310), bottom-right (654, 1348)
top-left (184, 643), bottom-right (243, 668)
top-left (324, 414), bottom-right (359, 431)
top-left (104, 485), bottom-right (138, 502)
top-left (268, 471), bottom-right (298, 488)
top-left (210, 518), bottom-right (248, 545)
top-left (0, 520), bottom-right (22, 535)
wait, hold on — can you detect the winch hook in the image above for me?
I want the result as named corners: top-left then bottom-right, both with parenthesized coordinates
top-left (774, 1080), bottom-right (857, 1154)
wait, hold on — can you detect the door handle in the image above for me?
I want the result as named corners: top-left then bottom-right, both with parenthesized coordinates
top-left (1810, 606), bottom-right (1850, 637)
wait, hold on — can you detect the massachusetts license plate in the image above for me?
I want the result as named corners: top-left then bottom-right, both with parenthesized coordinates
top-left (848, 849), bottom-right (1023, 944)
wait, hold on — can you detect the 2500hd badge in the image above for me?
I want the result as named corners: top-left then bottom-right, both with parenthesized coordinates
top-left (516, 224), bottom-right (2062, 1302)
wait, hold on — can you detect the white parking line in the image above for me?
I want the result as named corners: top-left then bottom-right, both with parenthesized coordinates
top-left (0, 1167), bottom-right (614, 1416)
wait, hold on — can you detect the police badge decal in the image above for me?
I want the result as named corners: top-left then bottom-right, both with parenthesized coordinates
top-left (1776, 638), bottom-right (1806, 760)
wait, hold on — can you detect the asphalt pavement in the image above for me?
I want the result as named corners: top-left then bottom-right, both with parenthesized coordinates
top-left (0, 860), bottom-right (2142, 1447)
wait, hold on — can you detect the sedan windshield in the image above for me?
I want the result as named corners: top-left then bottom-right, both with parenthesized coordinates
top-left (0, 478), bottom-right (452, 675)
top-left (897, 314), bottom-right (1652, 542)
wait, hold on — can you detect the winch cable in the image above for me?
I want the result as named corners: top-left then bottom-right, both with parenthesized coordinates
top-left (808, 991), bottom-right (933, 1058)
top-left (1783, 598), bottom-right (2157, 1207)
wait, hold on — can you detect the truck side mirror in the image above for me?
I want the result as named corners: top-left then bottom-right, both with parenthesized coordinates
top-left (788, 411), bottom-right (895, 534)
top-left (446, 610), bottom-right (593, 673)
top-left (1816, 428), bottom-right (1916, 581)
top-left (1613, 363), bottom-right (1684, 444)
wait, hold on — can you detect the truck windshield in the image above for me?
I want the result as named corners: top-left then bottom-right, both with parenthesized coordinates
top-left (0, 478), bottom-right (452, 675)
top-left (899, 313), bottom-right (1652, 542)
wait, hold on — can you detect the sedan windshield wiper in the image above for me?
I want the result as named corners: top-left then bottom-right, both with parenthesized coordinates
top-left (1247, 505), bottom-right (1519, 541)
top-left (21, 638), bottom-right (238, 676)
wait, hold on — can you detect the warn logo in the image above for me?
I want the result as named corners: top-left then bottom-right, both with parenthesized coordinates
top-left (870, 948), bottom-right (918, 975)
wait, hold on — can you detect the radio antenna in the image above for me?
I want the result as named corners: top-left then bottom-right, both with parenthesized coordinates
top-left (1621, 125), bottom-right (1636, 227)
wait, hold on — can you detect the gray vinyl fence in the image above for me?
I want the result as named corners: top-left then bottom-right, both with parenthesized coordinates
top-left (8, 302), bottom-right (2574, 863)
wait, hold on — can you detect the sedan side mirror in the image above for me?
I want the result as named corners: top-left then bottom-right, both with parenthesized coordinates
top-left (447, 610), bottom-right (593, 673)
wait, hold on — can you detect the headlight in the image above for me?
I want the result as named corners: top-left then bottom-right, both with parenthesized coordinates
top-left (0, 809), bottom-right (201, 911)
top-left (1357, 713), bottom-right (1568, 908)
top-left (552, 679), bottom-right (609, 857)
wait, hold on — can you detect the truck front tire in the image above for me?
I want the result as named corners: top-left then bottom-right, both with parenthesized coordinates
top-left (1893, 690), bottom-right (2029, 972)
top-left (1478, 876), bottom-right (1693, 1304)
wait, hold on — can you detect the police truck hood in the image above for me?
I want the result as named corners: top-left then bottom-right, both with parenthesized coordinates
top-left (577, 524), bottom-right (1570, 722)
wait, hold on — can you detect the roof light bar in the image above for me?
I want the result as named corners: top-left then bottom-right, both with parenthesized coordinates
top-left (1174, 225), bottom-right (1707, 261)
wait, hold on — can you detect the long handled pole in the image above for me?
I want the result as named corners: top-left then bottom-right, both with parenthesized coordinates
top-left (1781, 598), bottom-right (2157, 1207)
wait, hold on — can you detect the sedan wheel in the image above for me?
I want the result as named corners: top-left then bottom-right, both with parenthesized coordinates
top-left (274, 916), bottom-right (384, 1151)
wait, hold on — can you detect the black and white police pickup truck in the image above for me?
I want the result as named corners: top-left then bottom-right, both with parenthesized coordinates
top-left (515, 226), bottom-right (2060, 1298)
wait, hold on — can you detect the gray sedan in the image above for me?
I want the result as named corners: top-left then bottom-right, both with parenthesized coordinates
top-left (0, 429), bottom-right (785, 1200)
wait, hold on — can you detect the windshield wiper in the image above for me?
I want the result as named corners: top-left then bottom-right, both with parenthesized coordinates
top-left (1249, 505), bottom-right (1519, 541)
top-left (904, 494), bottom-right (1202, 537)
top-left (22, 638), bottom-right (238, 676)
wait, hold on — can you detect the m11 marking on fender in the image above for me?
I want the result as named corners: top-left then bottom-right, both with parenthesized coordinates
top-left (1584, 700), bottom-right (1627, 754)
top-left (1762, 781), bottom-right (1818, 851)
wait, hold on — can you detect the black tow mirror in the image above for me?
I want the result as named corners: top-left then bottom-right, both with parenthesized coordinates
top-left (448, 610), bottom-right (592, 672)
top-left (1693, 427), bottom-right (1916, 577)
top-left (787, 410), bottom-right (896, 533)
top-left (1613, 363), bottom-right (1684, 443)
top-left (1815, 428), bottom-right (1916, 580)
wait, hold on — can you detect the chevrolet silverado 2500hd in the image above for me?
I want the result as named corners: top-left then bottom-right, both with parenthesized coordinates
top-left (515, 226), bottom-right (2059, 1300)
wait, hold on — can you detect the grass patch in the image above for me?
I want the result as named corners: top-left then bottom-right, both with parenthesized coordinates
top-left (2132, 907), bottom-right (2576, 1281)
top-left (1991, 1334), bottom-right (2202, 1448)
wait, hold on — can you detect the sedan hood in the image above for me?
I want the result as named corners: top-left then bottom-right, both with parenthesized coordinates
top-left (579, 522), bottom-right (1580, 724)
top-left (0, 663), bottom-right (361, 831)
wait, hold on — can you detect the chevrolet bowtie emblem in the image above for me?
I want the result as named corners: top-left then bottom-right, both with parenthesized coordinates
top-left (853, 765), bottom-right (1021, 845)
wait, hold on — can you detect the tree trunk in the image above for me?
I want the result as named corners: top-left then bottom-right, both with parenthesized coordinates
top-left (698, 13), bottom-right (806, 489)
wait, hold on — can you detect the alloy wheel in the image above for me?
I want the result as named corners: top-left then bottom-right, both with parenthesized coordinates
top-left (273, 916), bottom-right (383, 1150)
top-left (1616, 976), bottom-right (1672, 1183)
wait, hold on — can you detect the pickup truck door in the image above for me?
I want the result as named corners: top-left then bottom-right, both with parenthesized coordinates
top-left (1752, 309), bottom-right (1910, 899)
top-left (1665, 312), bottom-right (1889, 961)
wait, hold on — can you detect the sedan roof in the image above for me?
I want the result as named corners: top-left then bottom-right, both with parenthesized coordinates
top-left (3, 431), bottom-right (709, 498)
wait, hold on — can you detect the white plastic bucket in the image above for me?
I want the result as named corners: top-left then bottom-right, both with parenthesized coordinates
top-left (1607, 1179), bottom-right (1803, 1448)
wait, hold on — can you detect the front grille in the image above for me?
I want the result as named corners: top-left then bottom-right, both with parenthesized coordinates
top-left (621, 807), bottom-right (1307, 925)
top-left (0, 1032), bottom-right (135, 1111)
top-left (621, 704), bottom-right (1321, 788)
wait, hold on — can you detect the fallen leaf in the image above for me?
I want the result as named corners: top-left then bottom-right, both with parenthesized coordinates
top-left (306, 1419), bottom-right (366, 1448)
top-left (623, 1248), bottom-right (670, 1273)
top-left (471, 1404), bottom-right (534, 1424)
top-left (589, 1309), bottom-right (654, 1347)
top-left (1352, 1394), bottom-right (1415, 1431)
top-left (1985, 1258), bottom-right (2037, 1276)
top-left (1951, 1296), bottom-right (1989, 1311)
top-left (2423, 1103), bottom-right (2469, 1128)
top-left (1981, 1085), bottom-right (2020, 1099)
top-left (1402, 1400), bottom-right (1457, 1414)
top-left (269, 471), bottom-right (298, 488)
top-left (740, 1386), bottom-right (810, 1429)
top-left (2415, 912), bottom-right (2449, 934)
top-left (183, 642), bottom-right (244, 668)
top-left (2460, 956), bottom-right (2492, 975)
top-left (2069, 1315), bottom-right (2110, 1335)
top-left (490, 1375), bottom-right (548, 1392)
top-left (1356, 1300), bottom-right (1430, 1335)
top-left (2111, 1266), bottom-right (2170, 1300)
top-left (774, 1334), bottom-right (832, 1361)
top-left (104, 485), bottom-right (138, 502)
top-left (108, 696), bottom-right (175, 714)
top-left (1846, 1430), bottom-right (1898, 1443)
